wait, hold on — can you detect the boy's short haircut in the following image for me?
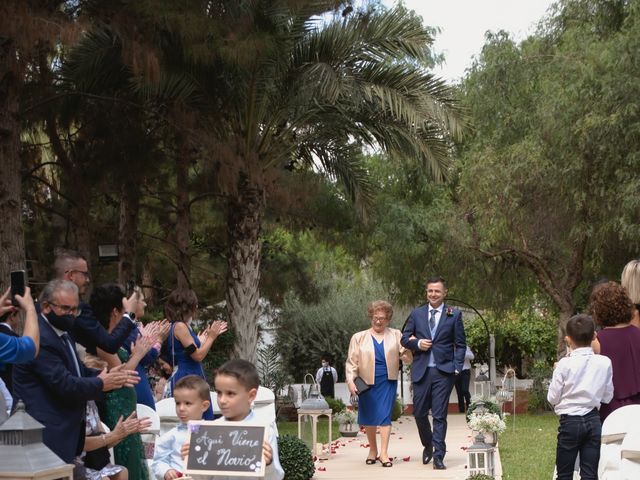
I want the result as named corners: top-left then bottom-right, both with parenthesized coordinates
top-left (174, 375), bottom-right (210, 401)
top-left (216, 359), bottom-right (260, 390)
top-left (566, 314), bottom-right (595, 347)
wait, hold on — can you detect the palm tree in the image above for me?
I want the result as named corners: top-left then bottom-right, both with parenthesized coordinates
top-left (49, 1), bottom-right (466, 362)
top-left (191, 1), bottom-right (466, 361)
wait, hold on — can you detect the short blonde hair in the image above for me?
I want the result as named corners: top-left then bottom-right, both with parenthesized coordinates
top-left (621, 259), bottom-right (640, 304)
top-left (367, 300), bottom-right (393, 320)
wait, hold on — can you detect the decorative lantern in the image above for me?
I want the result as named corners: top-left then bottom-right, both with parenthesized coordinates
top-left (0, 401), bottom-right (74, 480)
top-left (474, 367), bottom-right (491, 398)
top-left (297, 374), bottom-right (332, 457)
top-left (467, 432), bottom-right (495, 476)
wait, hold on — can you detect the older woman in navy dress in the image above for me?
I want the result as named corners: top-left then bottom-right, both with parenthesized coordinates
top-left (346, 300), bottom-right (410, 468)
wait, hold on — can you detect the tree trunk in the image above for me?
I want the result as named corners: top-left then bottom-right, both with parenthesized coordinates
top-left (175, 149), bottom-right (192, 290)
top-left (0, 41), bottom-right (26, 290)
top-left (118, 180), bottom-right (141, 284)
top-left (225, 173), bottom-right (265, 363)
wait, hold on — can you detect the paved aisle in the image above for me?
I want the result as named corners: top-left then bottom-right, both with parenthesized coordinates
top-left (313, 414), bottom-right (474, 480)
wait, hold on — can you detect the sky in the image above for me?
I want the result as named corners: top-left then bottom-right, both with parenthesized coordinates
top-left (383, 0), bottom-right (555, 82)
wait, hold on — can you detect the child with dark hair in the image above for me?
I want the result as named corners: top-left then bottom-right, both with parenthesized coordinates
top-left (547, 314), bottom-right (613, 480)
top-left (180, 360), bottom-right (284, 480)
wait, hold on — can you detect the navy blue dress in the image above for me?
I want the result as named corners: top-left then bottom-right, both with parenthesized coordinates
top-left (358, 337), bottom-right (397, 426)
top-left (166, 323), bottom-right (214, 420)
top-left (123, 326), bottom-right (158, 409)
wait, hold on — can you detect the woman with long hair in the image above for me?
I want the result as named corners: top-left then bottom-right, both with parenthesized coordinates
top-left (164, 288), bottom-right (227, 420)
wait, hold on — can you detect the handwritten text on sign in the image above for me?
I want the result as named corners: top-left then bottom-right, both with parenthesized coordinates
top-left (185, 421), bottom-right (267, 477)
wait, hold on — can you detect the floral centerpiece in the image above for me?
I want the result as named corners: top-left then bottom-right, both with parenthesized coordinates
top-left (467, 412), bottom-right (506, 435)
top-left (335, 409), bottom-right (358, 437)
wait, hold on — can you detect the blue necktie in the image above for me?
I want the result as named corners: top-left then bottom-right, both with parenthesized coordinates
top-left (429, 309), bottom-right (437, 334)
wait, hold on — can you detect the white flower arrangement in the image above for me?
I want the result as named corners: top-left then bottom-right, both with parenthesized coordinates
top-left (334, 409), bottom-right (357, 425)
top-left (467, 412), bottom-right (506, 434)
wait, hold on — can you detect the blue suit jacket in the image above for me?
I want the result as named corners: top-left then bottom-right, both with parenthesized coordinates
top-left (13, 314), bottom-right (104, 463)
top-left (401, 304), bottom-right (466, 382)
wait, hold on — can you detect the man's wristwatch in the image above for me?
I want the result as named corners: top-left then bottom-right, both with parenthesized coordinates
top-left (125, 311), bottom-right (136, 321)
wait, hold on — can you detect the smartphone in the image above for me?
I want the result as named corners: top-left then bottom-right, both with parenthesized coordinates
top-left (10, 270), bottom-right (27, 307)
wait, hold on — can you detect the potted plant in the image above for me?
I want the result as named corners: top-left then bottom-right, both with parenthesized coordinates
top-left (335, 409), bottom-right (358, 437)
top-left (467, 412), bottom-right (506, 446)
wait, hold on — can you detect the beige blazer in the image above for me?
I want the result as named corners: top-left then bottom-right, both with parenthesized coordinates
top-left (346, 328), bottom-right (407, 385)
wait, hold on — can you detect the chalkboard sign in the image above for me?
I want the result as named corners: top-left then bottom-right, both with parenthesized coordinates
top-left (184, 420), bottom-right (267, 477)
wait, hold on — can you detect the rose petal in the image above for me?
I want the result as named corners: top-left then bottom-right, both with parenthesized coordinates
top-left (317, 466), bottom-right (326, 471)
top-left (403, 456), bottom-right (410, 462)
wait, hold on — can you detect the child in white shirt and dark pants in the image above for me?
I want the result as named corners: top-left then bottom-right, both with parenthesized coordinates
top-left (547, 314), bottom-right (614, 480)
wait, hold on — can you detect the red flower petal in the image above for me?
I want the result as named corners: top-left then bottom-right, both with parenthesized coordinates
top-left (403, 456), bottom-right (410, 462)
top-left (317, 466), bottom-right (326, 471)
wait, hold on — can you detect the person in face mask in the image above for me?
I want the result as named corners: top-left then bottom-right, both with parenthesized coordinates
top-left (315, 354), bottom-right (338, 398)
top-left (12, 279), bottom-right (139, 477)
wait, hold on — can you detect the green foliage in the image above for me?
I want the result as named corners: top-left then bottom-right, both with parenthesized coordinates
top-left (391, 396), bottom-right (403, 421)
top-left (277, 435), bottom-right (315, 480)
top-left (527, 360), bottom-right (554, 414)
top-left (467, 475), bottom-right (495, 480)
top-left (274, 271), bottom-right (389, 382)
top-left (256, 345), bottom-right (293, 403)
top-left (457, 1), bottom-right (640, 347)
top-left (464, 301), bottom-right (557, 374)
top-left (324, 396), bottom-right (346, 415)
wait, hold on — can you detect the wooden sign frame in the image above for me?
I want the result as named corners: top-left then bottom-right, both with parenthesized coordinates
top-left (183, 420), bottom-right (268, 477)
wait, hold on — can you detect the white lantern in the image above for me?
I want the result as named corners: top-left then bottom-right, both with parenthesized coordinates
top-left (297, 374), bottom-right (332, 457)
top-left (467, 433), bottom-right (495, 476)
top-left (474, 367), bottom-right (491, 398)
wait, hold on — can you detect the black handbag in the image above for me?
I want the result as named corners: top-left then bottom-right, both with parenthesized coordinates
top-left (354, 376), bottom-right (371, 395)
top-left (83, 434), bottom-right (110, 471)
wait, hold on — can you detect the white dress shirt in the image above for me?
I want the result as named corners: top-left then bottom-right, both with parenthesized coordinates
top-left (547, 347), bottom-right (614, 416)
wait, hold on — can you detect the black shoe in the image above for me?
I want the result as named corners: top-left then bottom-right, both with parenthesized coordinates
top-left (422, 447), bottom-right (432, 465)
top-left (433, 457), bottom-right (446, 470)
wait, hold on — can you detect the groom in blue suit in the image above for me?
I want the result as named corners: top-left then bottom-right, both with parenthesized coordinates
top-left (401, 276), bottom-right (466, 470)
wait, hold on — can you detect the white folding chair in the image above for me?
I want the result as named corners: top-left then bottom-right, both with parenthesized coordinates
top-left (599, 405), bottom-right (640, 479)
top-left (155, 397), bottom-right (179, 435)
top-left (136, 403), bottom-right (160, 477)
top-left (621, 430), bottom-right (640, 480)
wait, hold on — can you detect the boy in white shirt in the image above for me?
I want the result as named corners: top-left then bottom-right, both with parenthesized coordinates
top-left (152, 375), bottom-right (211, 479)
top-left (179, 359), bottom-right (284, 480)
top-left (547, 314), bottom-right (613, 480)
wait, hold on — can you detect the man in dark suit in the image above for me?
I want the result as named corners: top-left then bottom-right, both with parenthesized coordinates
top-left (401, 276), bottom-right (466, 470)
top-left (54, 249), bottom-right (136, 354)
top-left (13, 279), bottom-right (138, 469)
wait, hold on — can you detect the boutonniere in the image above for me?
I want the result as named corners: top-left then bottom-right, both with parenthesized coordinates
top-left (446, 307), bottom-right (454, 317)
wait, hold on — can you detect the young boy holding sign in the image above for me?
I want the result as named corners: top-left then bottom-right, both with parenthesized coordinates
top-left (174, 360), bottom-right (284, 480)
top-left (153, 375), bottom-right (211, 479)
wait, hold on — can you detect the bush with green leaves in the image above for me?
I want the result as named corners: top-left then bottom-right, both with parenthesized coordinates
top-left (278, 435), bottom-right (315, 480)
top-left (464, 299), bottom-right (556, 376)
top-left (274, 271), bottom-right (389, 382)
top-left (324, 396), bottom-right (345, 414)
top-left (527, 360), bottom-right (553, 413)
top-left (391, 396), bottom-right (403, 421)
top-left (466, 474), bottom-right (495, 480)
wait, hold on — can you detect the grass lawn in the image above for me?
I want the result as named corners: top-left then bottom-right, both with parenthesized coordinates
top-left (499, 413), bottom-right (558, 480)
top-left (277, 418), bottom-right (342, 444)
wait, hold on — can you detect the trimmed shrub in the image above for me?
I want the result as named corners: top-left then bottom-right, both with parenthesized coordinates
top-left (391, 396), bottom-right (403, 421)
top-left (278, 435), bottom-right (315, 480)
top-left (324, 396), bottom-right (346, 414)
